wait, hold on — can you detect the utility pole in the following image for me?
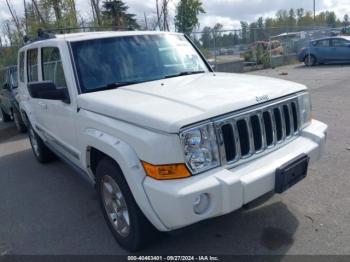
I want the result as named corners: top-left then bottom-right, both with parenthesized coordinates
top-left (313, 0), bottom-right (316, 22)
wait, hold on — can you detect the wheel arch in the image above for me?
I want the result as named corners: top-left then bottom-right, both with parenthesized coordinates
top-left (304, 53), bottom-right (317, 61)
top-left (83, 129), bottom-right (168, 231)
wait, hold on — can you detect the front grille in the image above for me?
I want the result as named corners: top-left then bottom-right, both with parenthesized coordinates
top-left (216, 97), bottom-right (300, 166)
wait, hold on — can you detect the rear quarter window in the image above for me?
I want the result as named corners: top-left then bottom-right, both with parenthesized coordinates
top-left (27, 49), bottom-right (38, 82)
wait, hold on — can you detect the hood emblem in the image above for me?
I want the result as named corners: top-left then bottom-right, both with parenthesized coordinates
top-left (256, 95), bottom-right (269, 103)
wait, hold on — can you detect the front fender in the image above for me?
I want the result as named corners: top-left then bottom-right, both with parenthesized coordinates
top-left (82, 128), bottom-right (168, 231)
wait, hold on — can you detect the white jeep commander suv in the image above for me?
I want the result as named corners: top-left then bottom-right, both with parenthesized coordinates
top-left (17, 31), bottom-right (327, 251)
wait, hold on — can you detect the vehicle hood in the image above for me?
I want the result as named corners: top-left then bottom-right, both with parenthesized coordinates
top-left (77, 72), bottom-right (307, 133)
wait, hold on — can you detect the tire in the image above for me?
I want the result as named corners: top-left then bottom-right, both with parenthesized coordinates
top-left (28, 124), bottom-right (55, 163)
top-left (96, 158), bottom-right (159, 251)
top-left (304, 55), bottom-right (316, 66)
top-left (0, 107), bottom-right (12, 122)
top-left (13, 110), bottom-right (27, 133)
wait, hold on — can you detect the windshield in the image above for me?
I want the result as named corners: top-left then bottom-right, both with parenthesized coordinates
top-left (71, 34), bottom-right (209, 93)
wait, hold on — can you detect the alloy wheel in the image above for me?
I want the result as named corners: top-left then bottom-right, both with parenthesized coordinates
top-left (101, 175), bottom-right (131, 238)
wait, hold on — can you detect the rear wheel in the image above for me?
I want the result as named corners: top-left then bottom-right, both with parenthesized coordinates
top-left (28, 124), bottom-right (55, 163)
top-left (0, 108), bottom-right (12, 122)
top-left (304, 55), bottom-right (316, 66)
top-left (96, 158), bottom-right (159, 251)
top-left (13, 110), bottom-right (27, 133)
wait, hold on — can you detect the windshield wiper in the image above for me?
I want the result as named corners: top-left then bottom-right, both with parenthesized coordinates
top-left (96, 81), bottom-right (139, 91)
top-left (165, 70), bottom-right (205, 79)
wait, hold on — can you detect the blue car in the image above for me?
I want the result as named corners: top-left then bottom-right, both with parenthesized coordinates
top-left (298, 36), bottom-right (350, 66)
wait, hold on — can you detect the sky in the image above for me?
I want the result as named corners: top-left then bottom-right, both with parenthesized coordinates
top-left (0, 0), bottom-right (349, 31)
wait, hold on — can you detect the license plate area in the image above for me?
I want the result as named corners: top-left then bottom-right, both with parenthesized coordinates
top-left (275, 154), bottom-right (309, 193)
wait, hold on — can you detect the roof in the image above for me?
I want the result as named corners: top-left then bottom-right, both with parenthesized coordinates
top-left (55, 31), bottom-right (179, 42)
top-left (20, 31), bottom-right (181, 50)
top-left (312, 36), bottom-right (350, 41)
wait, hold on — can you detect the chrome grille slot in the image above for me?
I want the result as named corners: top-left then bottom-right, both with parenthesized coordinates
top-left (273, 108), bottom-right (283, 141)
top-left (221, 123), bottom-right (236, 162)
top-left (291, 102), bottom-right (299, 132)
top-left (283, 104), bottom-right (291, 136)
top-left (263, 111), bottom-right (274, 146)
top-left (215, 96), bottom-right (301, 168)
top-left (237, 119), bottom-right (250, 157)
top-left (250, 115), bottom-right (262, 151)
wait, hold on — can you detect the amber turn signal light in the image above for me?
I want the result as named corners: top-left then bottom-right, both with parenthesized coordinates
top-left (141, 161), bottom-right (191, 180)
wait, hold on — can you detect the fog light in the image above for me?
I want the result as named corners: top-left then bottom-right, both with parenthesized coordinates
top-left (193, 193), bottom-right (210, 214)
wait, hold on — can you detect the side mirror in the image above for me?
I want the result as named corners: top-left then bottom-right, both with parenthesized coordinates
top-left (28, 81), bottom-right (70, 104)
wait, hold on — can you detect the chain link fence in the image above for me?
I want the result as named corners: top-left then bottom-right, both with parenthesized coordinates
top-left (0, 45), bottom-right (20, 68)
top-left (190, 25), bottom-right (350, 73)
top-left (1, 25), bottom-right (350, 72)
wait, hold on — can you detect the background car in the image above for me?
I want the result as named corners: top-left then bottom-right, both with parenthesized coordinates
top-left (298, 36), bottom-right (350, 66)
top-left (0, 65), bottom-right (27, 132)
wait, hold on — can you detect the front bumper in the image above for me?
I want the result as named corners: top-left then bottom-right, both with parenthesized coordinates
top-left (143, 119), bottom-right (327, 231)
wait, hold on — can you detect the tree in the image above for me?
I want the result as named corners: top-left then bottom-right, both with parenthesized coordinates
top-left (200, 26), bottom-right (212, 48)
top-left (101, 0), bottom-right (139, 30)
top-left (174, 0), bottom-right (205, 35)
top-left (256, 17), bottom-right (265, 40)
top-left (91, 0), bottom-right (102, 26)
top-left (288, 8), bottom-right (296, 29)
top-left (5, 0), bottom-right (23, 42)
top-left (344, 14), bottom-right (350, 26)
top-left (240, 21), bottom-right (248, 44)
top-left (326, 11), bottom-right (337, 28)
top-left (316, 12), bottom-right (327, 26)
top-left (296, 8), bottom-right (304, 25)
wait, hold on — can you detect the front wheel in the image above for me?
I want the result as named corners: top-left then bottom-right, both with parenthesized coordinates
top-left (96, 158), bottom-right (159, 251)
top-left (304, 55), bottom-right (316, 66)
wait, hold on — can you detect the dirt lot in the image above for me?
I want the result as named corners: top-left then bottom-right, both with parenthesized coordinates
top-left (0, 63), bottom-right (349, 256)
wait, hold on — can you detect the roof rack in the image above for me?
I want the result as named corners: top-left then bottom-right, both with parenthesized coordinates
top-left (22, 26), bottom-right (134, 45)
top-left (23, 28), bottom-right (56, 45)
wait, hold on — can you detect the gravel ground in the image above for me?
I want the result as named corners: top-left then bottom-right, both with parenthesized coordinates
top-left (0, 63), bottom-right (349, 256)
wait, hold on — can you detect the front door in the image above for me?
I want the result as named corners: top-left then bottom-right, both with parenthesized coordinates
top-left (313, 39), bottom-right (332, 61)
top-left (39, 46), bottom-right (81, 166)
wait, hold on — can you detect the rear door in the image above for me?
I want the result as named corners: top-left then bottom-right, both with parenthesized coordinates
top-left (27, 48), bottom-right (46, 129)
top-left (331, 38), bottom-right (350, 61)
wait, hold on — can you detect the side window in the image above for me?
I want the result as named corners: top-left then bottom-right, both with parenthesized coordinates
top-left (10, 69), bottom-right (18, 88)
top-left (42, 47), bottom-right (67, 88)
top-left (27, 49), bottom-right (38, 82)
top-left (332, 39), bottom-right (349, 47)
top-left (19, 51), bottom-right (25, 82)
top-left (315, 40), bottom-right (330, 47)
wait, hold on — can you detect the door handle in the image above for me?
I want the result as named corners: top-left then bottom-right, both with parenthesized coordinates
top-left (38, 101), bottom-right (47, 110)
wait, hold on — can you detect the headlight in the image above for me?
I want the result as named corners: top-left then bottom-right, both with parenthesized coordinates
top-left (297, 92), bottom-right (312, 129)
top-left (180, 123), bottom-right (220, 174)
